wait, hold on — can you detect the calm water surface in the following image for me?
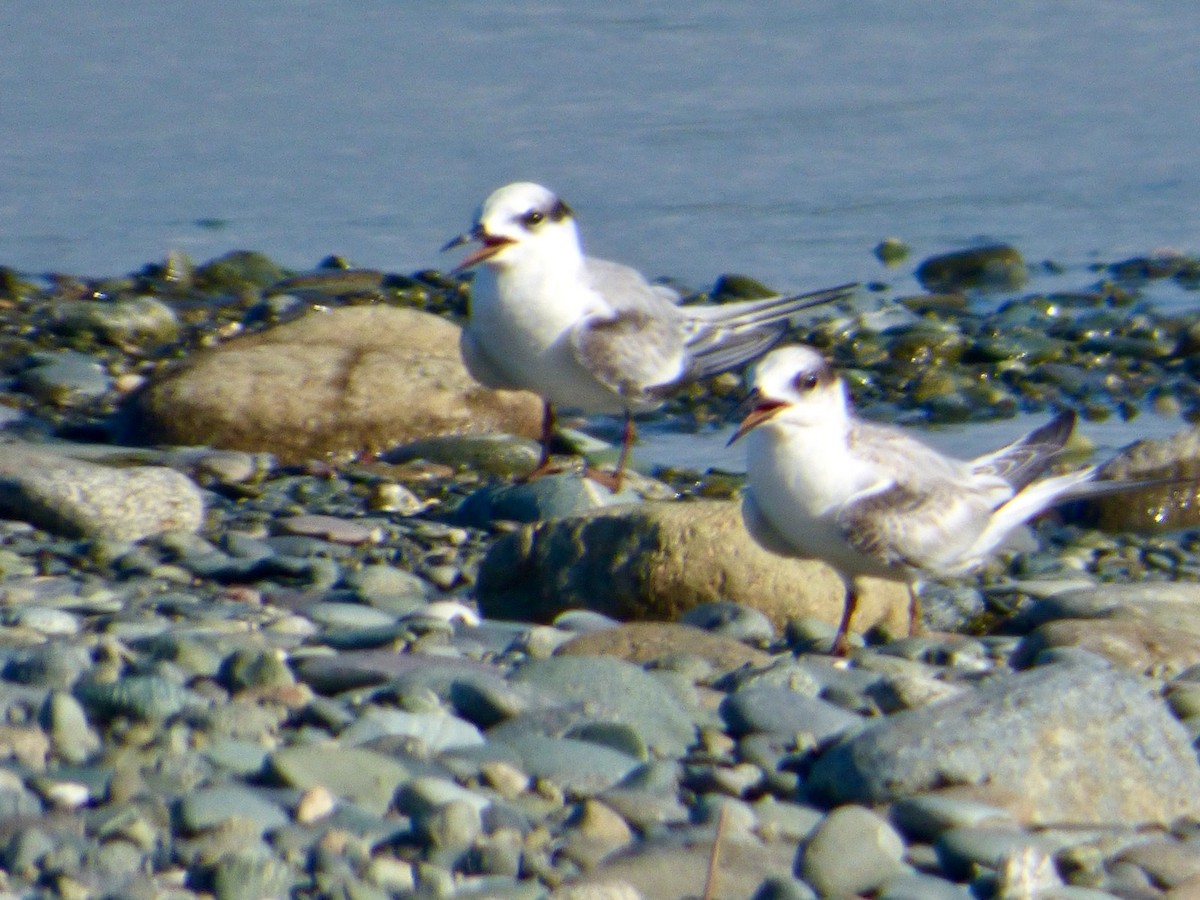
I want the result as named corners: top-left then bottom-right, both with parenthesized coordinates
top-left (3, 2), bottom-right (1198, 292)
top-left (3, 3), bottom-right (1198, 461)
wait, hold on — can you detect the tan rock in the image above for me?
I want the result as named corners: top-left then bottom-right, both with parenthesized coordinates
top-left (1069, 425), bottom-right (1200, 531)
top-left (129, 306), bottom-right (543, 463)
top-left (476, 499), bottom-right (910, 636)
top-left (1015, 582), bottom-right (1200, 677)
top-left (1019, 619), bottom-right (1200, 680)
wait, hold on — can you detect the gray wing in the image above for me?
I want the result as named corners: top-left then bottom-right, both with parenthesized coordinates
top-left (572, 308), bottom-right (688, 402)
top-left (970, 411), bottom-right (1075, 490)
top-left (837, 422), bottom-right (1013, 572)
top-left (837, 480), bottom-right (995, 572)
top-left (573, 257), bottom-right (690, 401)
top-left (583, 257), bottom-right (683, 312)
top-left (674, 282), bottom-right (857, 385)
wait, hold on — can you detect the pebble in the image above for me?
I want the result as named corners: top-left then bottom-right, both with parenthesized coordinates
top-left (0, 248), bottom-right (1198, 898)
top-left (799, 804), bottom-right (907, 897)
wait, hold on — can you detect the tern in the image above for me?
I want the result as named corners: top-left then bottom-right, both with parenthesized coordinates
top-left (730, 344), bottom-right (1152, 654)
top-left (443, 182), bottom-right (856, 491)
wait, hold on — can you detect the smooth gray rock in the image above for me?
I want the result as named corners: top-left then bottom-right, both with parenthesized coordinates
top-left (679, 601), bottom-right (775, 644)
top-left (179, 784), bottom-right (290, 835)
top-left (720, 687), bottom-right (863, 743)
top-left (877, 872), bottom-right (973, 899)
top-left (0, 445), bottom-right (203, 540)
top-left (501, 655), bottom-right (696, 758)
top-left (54, 295), bottom-right (180, 345)
top-left (454, 473), bottom-right (636, 527)
top-left (889, 795), bottom-right (1015, 841)
top-left (932, 826), bottom-right (1067, 881)
top-left (493, 733), bottom-right (642, 796)
top-left (209, 849), bottom-right (294, 900)
top-left (343, 564), bottom-right (432, 605)
top-left (267, 746), bottom-right (411, 816)
top-left (74, 675), bottom-right (194, 721)
top-left (19, 351), bottom-right (111, 405)
top-left (339, 708), bottom-right (485, 753)
top-left (39, 691), bottom-right (99, 764)
top-left (807, 663), bottom-right (1200, 826)
top-left (799, 805), bottom-right (907, 897)
top-left (394, 776), bottom-right (492, 819)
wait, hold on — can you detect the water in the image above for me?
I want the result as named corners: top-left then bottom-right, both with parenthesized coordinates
top-left (3, 2), bottom-right (1199, 295)
top-left (3, 3), bottom-right (1199, 463)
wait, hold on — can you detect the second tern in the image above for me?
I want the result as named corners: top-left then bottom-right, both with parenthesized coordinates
top-left (730, 345), bottom-right (1158, 654)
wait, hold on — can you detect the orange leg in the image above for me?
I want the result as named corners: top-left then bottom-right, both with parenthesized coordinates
top-left (831, 581), bottom-right (859, 656)
top-left (907, 583), bottom-right (923, 637)
top-left (524, 402), bottom-right (562, 481)
top-left (582, 410), bottom-right (635, 493)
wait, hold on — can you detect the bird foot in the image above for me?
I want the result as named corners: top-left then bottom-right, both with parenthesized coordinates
top-left (522, 460), bottom-right (569, 482)
top-left (830, 631), bottom-right (853, 658)
top-left (521, 459), bottom-right (626, 494)
top-left (582, 466), bottom-right (625, 494)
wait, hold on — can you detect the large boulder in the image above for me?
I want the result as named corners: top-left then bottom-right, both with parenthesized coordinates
top-left (127, 306), bottom-right (543, 463)
top-left (476, 499), bottom-right (910, 635)
top-left (806, 663), bottom-right (1200, 826)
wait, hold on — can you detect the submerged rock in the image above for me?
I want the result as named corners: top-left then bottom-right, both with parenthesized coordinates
top-left (916, 244), bottom-right (1027, 292)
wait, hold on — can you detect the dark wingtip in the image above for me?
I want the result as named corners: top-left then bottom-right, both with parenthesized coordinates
top-left (1027, 410), bottom-right (1077, 450)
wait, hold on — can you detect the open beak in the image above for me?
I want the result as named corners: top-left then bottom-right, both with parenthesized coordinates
top-left (441, 227), bottom-right (514, 272)
top-left (727, 391), bottom-right (787, 446)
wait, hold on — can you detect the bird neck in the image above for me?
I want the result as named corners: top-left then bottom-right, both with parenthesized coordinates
top-left (497, 228), bottom-right (592, 314)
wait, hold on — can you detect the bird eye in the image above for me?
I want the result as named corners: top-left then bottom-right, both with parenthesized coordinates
top-left (793, 373), bottom-right (820, 392)
top-left (520, 210), bottom-right (545, 228)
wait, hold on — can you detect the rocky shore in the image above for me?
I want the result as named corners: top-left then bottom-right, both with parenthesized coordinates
top-left (0, 246), bottom-right (1200, 898)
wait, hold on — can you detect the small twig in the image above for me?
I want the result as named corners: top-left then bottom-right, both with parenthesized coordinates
top-left (702, 803), bottom-right (729, 900)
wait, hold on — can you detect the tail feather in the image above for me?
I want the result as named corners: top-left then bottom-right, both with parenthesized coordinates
top-left (969, 466), bottom-right (1097, 561)
top-left (653, 282), bottom-right (856, 394)
top-left (685, 283), bottom-right (857, 330)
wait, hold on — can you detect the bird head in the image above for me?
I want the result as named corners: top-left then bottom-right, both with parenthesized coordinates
top-left (442, 182), bottom-right (580, 273)
top-left (728, 345), bottom-right (847, 444)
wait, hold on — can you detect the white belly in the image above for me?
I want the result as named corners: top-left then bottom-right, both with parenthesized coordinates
top-left (745, 424), bottom-right (894, 579)
top-left (465, 270), bottom-right (627, 414)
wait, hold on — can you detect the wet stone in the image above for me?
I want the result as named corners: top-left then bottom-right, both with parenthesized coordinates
top-left (453, 472), bottom-right (637, 527)
top-left (915, 244), bottom-right (1027, 292)
top-left (18, 350), bottom-right (112, 406)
